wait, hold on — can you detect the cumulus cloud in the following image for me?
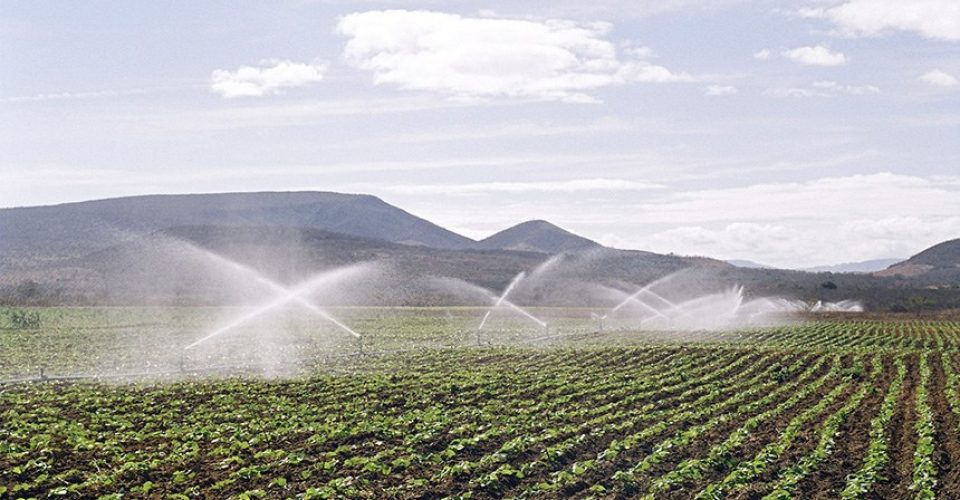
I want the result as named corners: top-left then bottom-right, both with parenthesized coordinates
top-left (801, 0), bottom-right (960, 41)
top-left (0, 88), bottom-right (151, 103)
top-left (704, 85), bottom-right (737, 96)
top-left (381, 178), bottom-right (662, 195)
top-left (335, 10), bottom-right (694, 103)
top-left (634, 173), bottom-right (960, 266)
top-left (920, 69), bottom-right (959, 87)
top-left (210, 60), bottom-right (327, 98)
top-left (645, 217), bottom-right (960, 268)
top-left (767, 80), bottom-right (879, 97)
top-left (637, 173), bottom-right (958, 224)
top-left (782, 45), bottom-right (847, 66)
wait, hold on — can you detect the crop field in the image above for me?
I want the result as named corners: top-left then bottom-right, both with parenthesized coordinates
top-left (4, 310), bottom-right (960, 498)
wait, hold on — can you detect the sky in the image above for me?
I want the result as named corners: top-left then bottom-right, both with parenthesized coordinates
top-left (1, 0), bottom-right (958, 268)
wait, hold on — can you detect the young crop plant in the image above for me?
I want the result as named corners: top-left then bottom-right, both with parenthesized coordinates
top-left (841, 355), bottom-right (907, 498)
top-left (644, 354), bottom-right (839, 497)
top-left (943, 351), bottom-right (960, 428)
top-left (761, 355), bottom-right (883, 498)
top-left (909, 353), bottom-right (937, 499)
top-left (695, 375), bottom-right (855, 499)
top-left (7, 317), bottom-right (960, 498)
top-left (551, 355), bottom-right (813, 496)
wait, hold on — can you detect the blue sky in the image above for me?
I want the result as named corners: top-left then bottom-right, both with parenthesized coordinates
top-left (1, 0), bottom-right (958, 267)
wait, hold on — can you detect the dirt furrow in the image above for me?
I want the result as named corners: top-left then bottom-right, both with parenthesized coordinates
top-left (869, 352), bottom-right (919, 499)
top-left (928, 351), bottom-right (960, 497)
top-left (791, 354), bottom-right (895, 498)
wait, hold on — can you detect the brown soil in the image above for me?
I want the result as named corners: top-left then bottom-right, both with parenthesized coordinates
top-left (869, 352), bottom-right (919, 499)
top-left (654, 353), bottom-right (842, 499)
top-left (791, 354), bottom-right (895, 498)
top-left (513, 353), bottom-right (810, 498)
top-left (730, 356), bottom-right (869, 499)
top-left (424, 351), bottom-right (778, 499)
top-left (927, 351), bottom-right (960, 497)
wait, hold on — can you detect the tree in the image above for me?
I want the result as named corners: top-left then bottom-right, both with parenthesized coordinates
top-left (908, 295), bottom-right (933, 317)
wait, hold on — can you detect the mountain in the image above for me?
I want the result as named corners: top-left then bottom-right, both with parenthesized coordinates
top-left (3, 193), bottom-right (960, 311)
top-left (727, 259), bottom-right (772, 269)
top-left (903, 238), bottom-right (960, 267)
top-left (475, 220), bottom-right (601, 253)
top-left (877, 239), bottom-right (960, 279)
top-left (0, 224), bottom-right (708, 306)
top-left (802, 258), bottom-right (904, 274)
top-left (4, 223), bottom-right (960, 311)
top-left (0, 192), bottom-right (474, 264)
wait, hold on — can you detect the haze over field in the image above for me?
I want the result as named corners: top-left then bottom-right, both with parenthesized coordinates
top-left (3, 1), bottom-right (959, 269)
top-left (7, 6), bottom-right (960, 499)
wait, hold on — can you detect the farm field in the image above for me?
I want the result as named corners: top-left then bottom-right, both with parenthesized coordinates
top-left (4, 310), bottom-right (960, 498)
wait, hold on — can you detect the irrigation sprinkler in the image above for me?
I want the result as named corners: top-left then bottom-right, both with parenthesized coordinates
top-left (478, 272), bottom-right (527, 331)
top-left (473, 271), bottom-right (548, 345)
top-left (591, 312), bottom-right (605, 332)
top-left (176, 243), bottom-right (365, 349)
top-left (609, 271), bottom-right (685, 314)
top-left (182, 264), bottom-right (365, 351)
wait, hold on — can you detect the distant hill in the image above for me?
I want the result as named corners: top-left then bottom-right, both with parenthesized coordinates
top-left (877, 239), bottom-right (960, 280)
top-left (904, 239), bottom-right (960, 267)
top-left (0, 224), bottom-right (712, 306)
top-left (727, 259), bottom-right (772, 269)
top-left (475, 220), bottom-right (601, 253)
top-left (3, 193), bottom-right (960, 310)
top-left (0, 192), bottom-right (474, 264)
top-left (802, 258), bottom-right (904, 274)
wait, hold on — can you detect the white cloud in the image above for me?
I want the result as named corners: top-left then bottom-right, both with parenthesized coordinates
top-left (633, 173), bottom-right (960, 266)
top-left (801, 0), bottom-right (960, 41)
top-left (369, 117), bottom-right (632, 145)
top-left (210, 59), bottom-right (327, 98)
top-left (782, 45), bottom-right (847, 66)
top-left (767, 80), bottom-right (879, 97)
top-left (753, 49), bottom-right (771, 60)
top-left (920, 69), bottom-right (959, 87)
top-left (335, 10), bottom-right (693, 103)
top-left (380, 178), bottom-right (662, 195)
top-left (644, 217), bottom-right (960, 268)
top-left (624, 46), bottom-right (655, 58)
top-left (0, 88), bottom-right (151, 103)
top-left (704, 85), bottom-right (737, 96)
top-left (637, 173), bottom-right (959, 225)
top-left (151, 97), bottom-right (465, 132)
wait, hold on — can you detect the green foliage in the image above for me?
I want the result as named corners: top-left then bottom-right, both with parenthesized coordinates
top-left (6, 309), bottom-right (41, 329)
top-left (3, 313), bottom-right (960, 498)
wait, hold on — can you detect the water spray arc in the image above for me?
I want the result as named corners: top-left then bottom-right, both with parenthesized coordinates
top-left (182, 264), bottom-right (366, 354)
top-left (184, 245), bottom-right (362, 338)
top-left (591, 312), bottom-right (604, 332)
top-left (476, 272), bottom-right (548, 344)
top-left (609, 271), bottom-right (683, 314)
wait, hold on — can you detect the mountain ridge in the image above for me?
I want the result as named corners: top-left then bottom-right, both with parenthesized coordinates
top-left (475, 219), bottom-right (601, 253)
top-left (0, 191), bottom-right (475, 263)
top-left (876, 239), bottom-right (960, 279)
top-left (802, 258), bottom-right (904, 274)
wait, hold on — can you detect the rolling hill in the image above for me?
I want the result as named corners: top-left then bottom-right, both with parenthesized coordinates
top-left (0, 192), bottom-right (474, 265)
top-left (2, 193), bottom-right (960, 310)
top-left (802, 258), bottom-right (904, 274)
top-left (877, 238), bottom-right (960, 282)
top-left (475, 220), bottom-right (601, 253)
top-left (0, 224), bottom-right (705, 306)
